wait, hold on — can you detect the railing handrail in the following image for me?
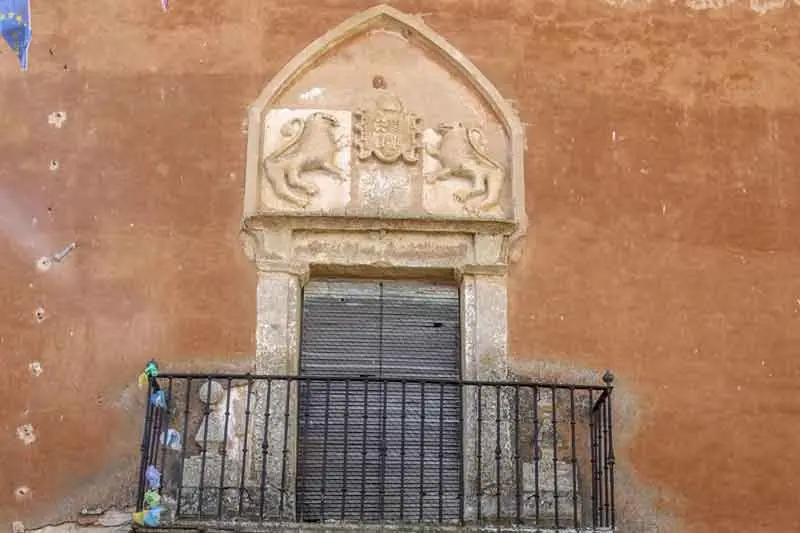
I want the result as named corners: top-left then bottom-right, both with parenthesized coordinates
top-left (590, 389), bottom-right (612, 412)
top-left (154, 372), bottom-right (612, 391)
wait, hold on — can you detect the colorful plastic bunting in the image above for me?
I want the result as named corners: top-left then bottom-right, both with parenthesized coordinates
top-left (138, 360), bottom-right (160, 389)
top-left (0, 0), bottom-right (32, 70)
top-left (161, 0), bottom-right (168, 11)
top-left (145, 465), bottom-right (161, 490)
top-left (143, 489), bottom-right (161, 507)
top-left (150, 390), bottom-right (167, 409)
top-left (160, 428), bottom-right (182, 450)
top-left (132, 507), bottom-right (163, 527)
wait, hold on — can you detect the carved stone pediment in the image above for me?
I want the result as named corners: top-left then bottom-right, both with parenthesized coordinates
top-left (242, 5), bottom-right (527, 269)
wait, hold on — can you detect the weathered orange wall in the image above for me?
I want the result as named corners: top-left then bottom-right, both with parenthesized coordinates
top-left (2, 1), bottom-right (799, 531)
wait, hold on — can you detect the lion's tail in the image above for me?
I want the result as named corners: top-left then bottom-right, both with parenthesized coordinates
top-left (467, 127), bottom-right (503, 170)
top-left (265, 117), bottom-right (305, 161)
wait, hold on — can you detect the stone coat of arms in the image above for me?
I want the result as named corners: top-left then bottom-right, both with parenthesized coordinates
top-left (353, 91), bottom-right (422, 164)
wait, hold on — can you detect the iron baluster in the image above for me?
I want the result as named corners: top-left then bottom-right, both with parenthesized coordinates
top-left (176, 377), bottom-right (193, 516)
top-left (156, 378), bottom-right (174, 503)
top-left (569, 387), bottom-right (579, 529)
top-left (278, 379), bottom-right (292, 520)
top-left (380, 380), bottom-right (388, 522)
top-left (341, 379), bottom-right (350, 521)
top-left (135, 377), bottom-right (155, 512)
top-left (320, 379), bottom-right (331, 521)
top-left (533, 385), bottom-right (540, 523)
top-left (217, 377), bottom-right (233, 518)
top-left (419, 382), bottom-right (426, 522)
top-left (494, 385), bottom-right (501, 522)
top-left (476, 384), bottom-right (482, 522)
top-left (359, 378), bottom-right (369, 522)
top-left (237, 377), bottom-right (254, 516)
top-left (258, 378), bottom-right (272, 520)
top-left (438, 382), bottom-right (445, 523)
top-left (457, 383), bottom-right (465, 526)
top-left (604, 372), bottom-right (616, 530)
top-left (400, 379), bottom-right (406, 522)
top-left (514, 384), bottom-right (522, 524)
top-left (298, 380), bottom-right (309, 521)
top-left (551, 386), bottom-right (559, 529)
top-left (197, 378), bottom-right (214, 516)
top-left (589, 389), bottom-right (597, 529)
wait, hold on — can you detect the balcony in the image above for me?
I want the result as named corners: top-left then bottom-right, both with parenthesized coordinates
top-left (135, 373), bottom-right (615, 531)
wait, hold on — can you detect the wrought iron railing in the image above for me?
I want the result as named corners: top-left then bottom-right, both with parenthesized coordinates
top-left (136, 372), bottom-right (615, 531)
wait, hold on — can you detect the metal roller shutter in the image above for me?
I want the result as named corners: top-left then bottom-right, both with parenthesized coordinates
top-left (297, 279), bottom-right (462, 523)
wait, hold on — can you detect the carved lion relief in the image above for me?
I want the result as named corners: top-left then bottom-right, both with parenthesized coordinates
top-left (262, 110), bottom-right (350, 208)
top-left (423, 122), bottom-right (506, 214)
top-left (259, 107), bottom-right (508, 217)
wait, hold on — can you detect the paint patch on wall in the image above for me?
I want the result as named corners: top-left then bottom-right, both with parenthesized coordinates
top-left (28, 361), bottom-right (43, 377)
top-left (16, 424), bottom-right (36, 445)
top-left (47, 111), bottom-right (67, 128)
top-left (299, 87), bottom-right (326, 101)
top-left (685, 0), bottom-right (734, 8)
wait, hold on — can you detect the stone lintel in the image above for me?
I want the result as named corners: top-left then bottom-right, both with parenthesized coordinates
top-left (243, 212), bottom-right (516, 235)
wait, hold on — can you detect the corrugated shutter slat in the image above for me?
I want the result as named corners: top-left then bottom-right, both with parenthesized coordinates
top-left (297, 280), bottom-right (461, 522)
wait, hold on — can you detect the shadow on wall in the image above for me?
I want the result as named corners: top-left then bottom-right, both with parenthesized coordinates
top-left (509, 358), bottom-right (681, 533)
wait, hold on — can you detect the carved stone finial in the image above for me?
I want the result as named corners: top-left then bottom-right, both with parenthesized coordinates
top-left (602, 370), bottom-right (615, 386)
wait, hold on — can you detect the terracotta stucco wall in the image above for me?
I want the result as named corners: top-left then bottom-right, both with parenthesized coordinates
top-left (1, 1), bottom-right (799, 531)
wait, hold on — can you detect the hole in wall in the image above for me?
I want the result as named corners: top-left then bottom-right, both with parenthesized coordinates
top-left (34, 307), bottom-right (46, 323)
top-left (14, 486), bottom-right (32, 501)
top-left (16, 424), bottom-right (36, 445)
top-left (36, 257), bottom-right (52, 271)
top-left (49, 160), bottom-right (58, 171)
top-left (29, 361), bottom-right (43, 376)
top-left (372, 75), bottom-right (387, 89)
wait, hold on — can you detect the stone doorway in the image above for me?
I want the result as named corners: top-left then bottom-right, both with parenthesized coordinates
top-left (296, 279), bottom-right (462, 522)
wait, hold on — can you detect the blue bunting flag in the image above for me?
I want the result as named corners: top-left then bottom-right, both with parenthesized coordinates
top-left (0, 0), bottom-right (31, 70)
